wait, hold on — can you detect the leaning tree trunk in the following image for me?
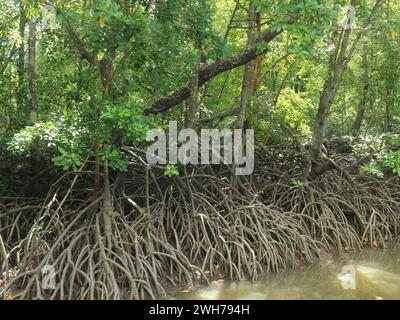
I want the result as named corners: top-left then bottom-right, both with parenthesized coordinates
top-left (351, 38), bottom-right (369, 136)
top-left (236, 0), bottom-right (256, 128)
top-left (28, 17), bottom-right (37, 124)
top-left (309, 29), bottom-right (352, 165)
top-left (309, 0), bottom-right (383, 177)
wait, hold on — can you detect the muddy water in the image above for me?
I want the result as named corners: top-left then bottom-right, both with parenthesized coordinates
top-left (176, 243), bottom-right (400, 300)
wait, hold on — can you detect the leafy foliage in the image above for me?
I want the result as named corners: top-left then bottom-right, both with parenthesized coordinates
top-left (362, 135), bottom-right (400, 177)
top-left (1, 0), bottom-right (399, 173)
top-left (164, 164), bottom-right (180, 177)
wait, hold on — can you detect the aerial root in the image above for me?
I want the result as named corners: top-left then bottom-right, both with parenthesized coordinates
top-left (1, 151), bottom-right (399, 299)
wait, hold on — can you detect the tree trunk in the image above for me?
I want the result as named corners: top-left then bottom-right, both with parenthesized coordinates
top-left (0, 44), bottom-right (16, 76)
top-left (28, 17), bottom-right (37, 124)
top-left (17, 5), bottom-right (26, 115)
top-left (99, 58), bottom-right (114, 98)
top-left (351, 38), bottom-right (369, 136)
top-left (93, 57), bottom-right (115, 207)
top-left (309, 0), bottom-right (383, 175)
top-left (384, 89), bottom-right (392, 132)
top-left (252, 12), bottom-right (264, 95)
top-left (236, 0), bottom-right (256, 128)
top-left (309, 9), bottom-right (354, 164)
top-left (187, 54), bottom-right (201, 128)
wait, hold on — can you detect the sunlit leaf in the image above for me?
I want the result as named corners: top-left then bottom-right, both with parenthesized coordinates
top-left (99, 15), bottom-right (105, 28)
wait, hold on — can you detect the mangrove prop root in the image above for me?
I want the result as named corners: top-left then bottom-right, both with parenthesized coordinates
top-left (0, 149), bottom-right (399, 299)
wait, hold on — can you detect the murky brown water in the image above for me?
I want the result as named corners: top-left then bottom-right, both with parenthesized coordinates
top-left (176, 243), bottom-right (400, 300)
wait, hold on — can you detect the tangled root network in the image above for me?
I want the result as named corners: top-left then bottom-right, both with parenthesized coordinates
top-left (0, 148), bottom-right (399, 299)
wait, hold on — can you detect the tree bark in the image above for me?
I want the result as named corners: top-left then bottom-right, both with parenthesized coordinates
top-left (17, 5), bottom-right (26, 115)
top-left (384, 89), bottom-right (392, 132)
top-left (0, 44), bottom-right (16, 76)
top-left (252, 12), bottom-right (264, 95)
top-left (99, 57), bottom-right (115, 98)
top-left (28, 17), bottom-right (37, 124)
top-left (351, 38), bottom-right (369, 136)
top-left (236, 0), bottom-right (257, 128)
top-left (187, 55), bottom-right (201, 128)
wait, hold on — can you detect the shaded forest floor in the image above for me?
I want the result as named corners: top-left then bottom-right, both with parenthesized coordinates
top-left (0, 145), bottom-right (399, 299)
